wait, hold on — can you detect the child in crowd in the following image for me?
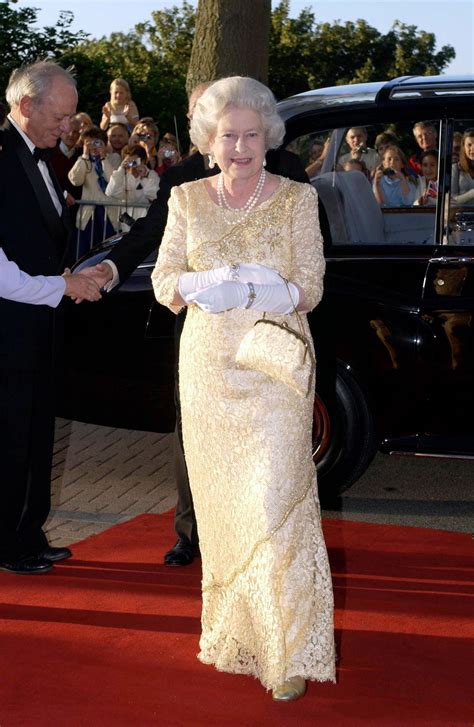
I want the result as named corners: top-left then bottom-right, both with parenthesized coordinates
top-left (105, 144), bottom-right (159, 231)
top-left (343, 158), bottom-right (370, 179)
top-left (68, 126), bottom-right (120, 256)
top-left (373, 145), bottom-right (418, 207)
top-left (414, 149), bottom-right (438, 206)
top-left (100, 78), bottom-right (139, 132)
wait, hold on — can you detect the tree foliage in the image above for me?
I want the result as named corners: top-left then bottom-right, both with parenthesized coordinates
top-left (269, 1), bottom-right (456, 99)
top-left (0, 0), bottom-right (88, 98)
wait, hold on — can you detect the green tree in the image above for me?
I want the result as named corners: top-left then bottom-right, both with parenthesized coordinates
top-left (63, 28), bottom-right (189, 143)
top-left (268, 1), bottom-right (455, 99)
top-left (0, 0), bottom-right (88, 100)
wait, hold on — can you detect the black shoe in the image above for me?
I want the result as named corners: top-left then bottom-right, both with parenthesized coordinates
top-left (164, 538), bottom-right (199, 567)
top-left (0, 555), bottom-right (54, 575)
top-left (40, 546), bottom-right (72, 562)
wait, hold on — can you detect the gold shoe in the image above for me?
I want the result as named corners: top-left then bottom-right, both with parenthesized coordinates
top-left (272, 676), bottom-right (306, 701)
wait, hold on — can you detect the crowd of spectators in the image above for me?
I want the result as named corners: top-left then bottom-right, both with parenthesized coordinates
top-left (40, 77), bottom-right (184, 254)
top-left (302, 122), bottom-right (470, 211)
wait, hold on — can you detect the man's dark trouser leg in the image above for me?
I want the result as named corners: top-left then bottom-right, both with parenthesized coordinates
top-left (0, 369), bottom-right (53, 562)
top-left (172, 310), bottom-right (199, 548)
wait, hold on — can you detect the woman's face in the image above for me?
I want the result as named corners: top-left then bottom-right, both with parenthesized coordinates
top-left (383, 150), bottom-right (403, 172)
top-left (463, 135), bottom-right (474, 162)
top-left (421, 155), bottom-right (438, 181)
top-left (210, 106), bottom-right (266, 181)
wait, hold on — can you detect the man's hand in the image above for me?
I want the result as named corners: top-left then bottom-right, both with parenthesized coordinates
top-left (80, 263), bottom-right (114, 288)
top-left (63, 271), bottom-right (101, 303)
top-left (67, 263), bottom-right (114, 303)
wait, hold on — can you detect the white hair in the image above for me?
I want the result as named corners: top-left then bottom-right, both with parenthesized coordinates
top-left (6, 60), bottom-right (76, 109)
top-left (190, 76), bottom-right (285, 154)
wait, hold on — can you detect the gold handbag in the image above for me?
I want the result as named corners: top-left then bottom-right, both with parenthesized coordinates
top-left (236, 279), bottom-right (315, 397)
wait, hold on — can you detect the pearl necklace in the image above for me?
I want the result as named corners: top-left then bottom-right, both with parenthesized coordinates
top-left (217, 167), bottom-right (266, 224)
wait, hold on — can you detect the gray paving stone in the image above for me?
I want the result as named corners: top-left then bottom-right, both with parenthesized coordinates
top-left (46, 418), bottom-right (176, 547)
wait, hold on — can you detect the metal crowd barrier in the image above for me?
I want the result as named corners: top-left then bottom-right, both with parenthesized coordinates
top-left (73, 199), bottom-right (151, 260)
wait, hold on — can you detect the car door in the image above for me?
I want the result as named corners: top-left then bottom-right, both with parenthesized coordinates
top-left (287, 115), bottom-right (439, 467)
top-left (418, 118), bottom-right (474, 454)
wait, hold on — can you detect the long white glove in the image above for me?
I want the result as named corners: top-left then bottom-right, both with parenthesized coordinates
top-left (178, 263), bottom-right (282, 300)
top-left (178, 265), bottom-right (229, 299)
top-left (186, 280), bottom-right (299, 314)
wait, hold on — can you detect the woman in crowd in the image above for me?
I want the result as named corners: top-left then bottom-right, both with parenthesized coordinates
top-left (414, 149), bottom-right (438, 206)
top-left (100, 78), bottom-right (139, 132)
top-left (130, 118), bottom-right (160, 170)
top-left (106, 144), bottom-right (159, 231)
top-left (155, 133), bottom-right (181, 175)
top-left (451, 128), bottom-right (474, 205)
top-left (152, 76), bottom-right (335, 701)
top-left (373, 144), bottom-right (418, 207)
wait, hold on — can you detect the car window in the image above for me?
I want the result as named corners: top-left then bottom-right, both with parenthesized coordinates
top-left (288, 120), bottom-right (441, 247)
top-left (446, 120), bottom-right (474, 245)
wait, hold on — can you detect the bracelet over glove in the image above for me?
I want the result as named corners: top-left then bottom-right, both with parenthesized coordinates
top-left (185, 280), bottom-right (299, 314)
top-left (178, 263), bottom-right (284, 301)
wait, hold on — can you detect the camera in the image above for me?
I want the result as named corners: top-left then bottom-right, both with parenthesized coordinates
top-left (124, 159), bottom-right (140, 168)
top-left (355, 145), bottom-right (368, 154)
top-left (119, 211), bottom-right (136, 227)
top-left (382, 168), bottom-right (396, 177)
top-left (138, 133), bottom-right (152, 141)
top-left (89, 139), bottom-right (104, 148)
top-left (163, 149), bottom-right (176, 158)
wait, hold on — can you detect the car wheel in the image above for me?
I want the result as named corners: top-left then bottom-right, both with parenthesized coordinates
top-left (313, 362), bottom-right (376, 506)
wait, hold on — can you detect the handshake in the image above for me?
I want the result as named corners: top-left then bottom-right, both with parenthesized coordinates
top-left (179, 263), bottom-right (301, 315)
top-left (63, 263), bottom-right (114, 304)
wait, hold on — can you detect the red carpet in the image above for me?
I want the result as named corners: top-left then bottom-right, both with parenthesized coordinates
top-left (0, 513), bottom-right (472, 726)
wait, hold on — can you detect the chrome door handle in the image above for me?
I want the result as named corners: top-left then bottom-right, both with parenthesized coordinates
top-left (429, 256), bottom-right (474, 263)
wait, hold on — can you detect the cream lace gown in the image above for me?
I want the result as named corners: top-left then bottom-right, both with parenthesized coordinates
top-left (152, 176), bottom-right (336, 689)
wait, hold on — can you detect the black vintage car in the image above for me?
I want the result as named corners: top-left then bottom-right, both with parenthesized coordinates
top-left (60, 75), bottom-right (474, 504)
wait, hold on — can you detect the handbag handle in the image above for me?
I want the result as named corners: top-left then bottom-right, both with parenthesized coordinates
top-left (278, 274), bottom-right (307, 339)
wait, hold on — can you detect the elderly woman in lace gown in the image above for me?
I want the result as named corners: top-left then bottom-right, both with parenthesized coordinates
top-left (152, 76), bottom-right (335, 701)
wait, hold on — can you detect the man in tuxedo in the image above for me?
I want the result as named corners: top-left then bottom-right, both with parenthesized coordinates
top-left (82, 82), bottom-right (309, 566)
top-left (0, 60), bottom-right (90, 574)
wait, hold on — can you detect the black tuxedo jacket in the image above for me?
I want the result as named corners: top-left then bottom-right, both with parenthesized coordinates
top-left (0, 123), bottom-right (72, 370)
top-left (107, 149), bottom-right (309, 284)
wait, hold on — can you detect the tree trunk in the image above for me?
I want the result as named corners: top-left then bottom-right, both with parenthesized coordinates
top-left (186, 0), bottom-right (271, 95)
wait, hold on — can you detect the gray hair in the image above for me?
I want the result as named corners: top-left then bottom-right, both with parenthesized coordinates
top-left (6, 60), bottom-right (76, 109)
top-left (190, 76), bottom-right (285, 154)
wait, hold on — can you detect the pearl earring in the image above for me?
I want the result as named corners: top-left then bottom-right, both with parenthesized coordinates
top-left (208, 153), bottom-right (215, 169)
top-left (263, 158), bottom-right (267, 168)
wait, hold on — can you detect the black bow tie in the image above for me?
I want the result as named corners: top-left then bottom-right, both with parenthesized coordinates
top-left (33, 147), bottom-right (52, 163)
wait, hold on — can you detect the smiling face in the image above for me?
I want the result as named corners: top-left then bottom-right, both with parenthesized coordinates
top-left (20, 77), bottom-right (78, 148)
top-left (414, 125), bottom-right (437, 151)
top-left (210, 106), bottom-right (266, 181)
top-left (463, 135), bottom-right (474, 162)
top-left (108, 124), bottom-right (129, 152)
top-left (346, 128), bottom-right (367, 149)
